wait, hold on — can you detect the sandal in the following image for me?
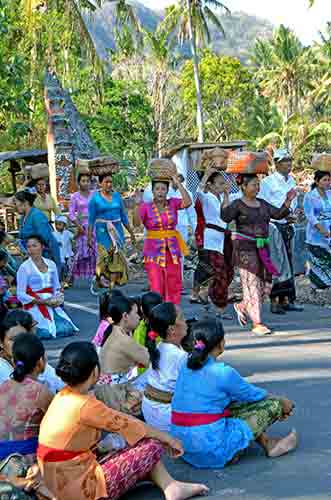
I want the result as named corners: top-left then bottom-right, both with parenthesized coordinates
top-left (233, 303), bottom-right (247, 327)
top-left (251, 324), bottom-right (273, 335)
top-left (190, 295), bottom-right (209, 305)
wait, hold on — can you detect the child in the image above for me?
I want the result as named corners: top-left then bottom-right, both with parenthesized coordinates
top-left (142, 302), bottom-right (188, 432)
top-left (53, 215), bottom-right (74, 286)
top-left (133, 291), bottom-right (162, 374)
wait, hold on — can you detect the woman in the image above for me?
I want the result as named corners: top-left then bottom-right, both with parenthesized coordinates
top-left (171, 318), bottom-right (297, 468)
top-left (221, 174), bottom-right (296, 335)
top-left (34, 178), bottom-right (60, 222)
top-left (304, 170), bottom-right (331, 289)
top-left (0, 333), bottom-right (53, 463)
top-left (136, 175), bottom-right (192, 305)
top-left (142, 302), bottom-right (188, 432)
top-left (0, 309), bottom-right (64, 393)
top-left (16, 236), bottom-right (78, 339)
top-left (96, 291), bottom-right (149, 415)
top-left (192, 168), bottom-right (235, 315)
top-left (37, 341), bottom-right (208, 500)
top-left (15, 190), bottom-right (61, 273)
top-left (88, 174), bottom-right (135, 290)
top-left (69, 173), bottom-right (96, 280)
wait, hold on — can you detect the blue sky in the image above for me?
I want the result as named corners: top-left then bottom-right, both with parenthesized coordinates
top-left (141, 0), bottom-right (331, 45)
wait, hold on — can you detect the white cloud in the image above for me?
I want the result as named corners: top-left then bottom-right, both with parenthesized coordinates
top-left (141, 0), bottom-right (331, 44)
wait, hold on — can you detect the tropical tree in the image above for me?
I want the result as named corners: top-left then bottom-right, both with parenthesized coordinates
top-left (164, 0), bottom-right (230, 142)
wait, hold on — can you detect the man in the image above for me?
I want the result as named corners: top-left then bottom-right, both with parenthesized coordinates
top-left (143, 174), bottom-right (197, 288)
top-left (259, 149), bottom-right (303, 314)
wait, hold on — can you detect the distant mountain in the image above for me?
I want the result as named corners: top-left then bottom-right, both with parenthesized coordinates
top-left (86, 1), bottom-right (274, 64)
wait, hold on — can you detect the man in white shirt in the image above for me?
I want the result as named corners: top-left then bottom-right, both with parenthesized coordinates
top-left (259, 149), bottom-right (303, 314)
top-left (143, 174), bottom-right (197, 286)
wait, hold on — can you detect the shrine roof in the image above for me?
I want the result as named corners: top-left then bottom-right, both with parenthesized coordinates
top-left (0, 149), bottom-right (48, 164)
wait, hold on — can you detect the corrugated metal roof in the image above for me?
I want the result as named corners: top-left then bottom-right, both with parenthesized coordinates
top-left (0, 149), bottom-right (48, 163)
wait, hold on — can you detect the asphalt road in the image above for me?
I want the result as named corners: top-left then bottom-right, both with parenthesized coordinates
top-left (47, 279), bottom-right (331, 500)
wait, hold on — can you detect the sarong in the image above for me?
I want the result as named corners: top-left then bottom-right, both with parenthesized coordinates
top-left (145, 249), bottom-right (182, 305)
top-left (269, 223), bottom-right (296, 302)
top-left (306, 243), bottom-right (331, 289)
top-left (229, 398), bottom-right (283, 438)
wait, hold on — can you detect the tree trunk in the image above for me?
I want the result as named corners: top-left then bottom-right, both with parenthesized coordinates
top-left (186, 0), bottom-right (204, 142)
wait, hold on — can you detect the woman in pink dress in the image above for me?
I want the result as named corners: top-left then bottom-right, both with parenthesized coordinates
top-left (135, 175), bottom-right (192, 305)
top-left (69, 173), bottom-right (96, 280)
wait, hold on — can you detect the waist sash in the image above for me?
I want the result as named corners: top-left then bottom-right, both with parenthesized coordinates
top-left (144, 384), bottom-right (173, 404)
top-left (171, 409), bottom-right (231, 427)
top-left (37, 444), bottom-right (88, 463)
top-left (205, 223), bottom-right (226, 234)
top-left (23, 287), bottom-right (53, 320)
top-left (146, 230), bottom-right (189, 256)
top-left (232, 232), bottom-right (280, 276)
top-left (95, 218), bottom-right (121, 252)
top-left (0, 437), bottom-right (38, 459)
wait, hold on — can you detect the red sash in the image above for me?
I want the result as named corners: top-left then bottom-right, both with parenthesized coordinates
top-left (37, 443), bottom-right (87, 462)
top-left (171, 409), bottom-right (231, 427)
top-left (23, 287), bottom-right (53, 320)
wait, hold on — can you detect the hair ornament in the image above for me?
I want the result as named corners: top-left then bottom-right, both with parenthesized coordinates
top-left (148, 331), bottom-right (158, 341)
top-left (194, 340), bottom-right (206, 351)
top-left (16, 361), bottom-right (24, 367)
top-left (25, 187), bottom-right (37, 194)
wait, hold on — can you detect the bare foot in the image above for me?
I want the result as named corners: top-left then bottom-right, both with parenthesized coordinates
top-left (267, 430), bottom-right (298, 458)
top-left (165, 480), bottom-right (209, 500)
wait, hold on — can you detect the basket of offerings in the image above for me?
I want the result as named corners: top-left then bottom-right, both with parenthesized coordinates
top-left (226, 150), bottom-right (269, 174)
top-left (148, 158), bottom-right (177, 181)
top-left (76, 156), bottom-right (120, 177)
top-left (24, 163), bottom-right (49, 180)
top-left (199, 147), bottom-right (229, 171)
top-left (311, 153), bottom-right (331, 172)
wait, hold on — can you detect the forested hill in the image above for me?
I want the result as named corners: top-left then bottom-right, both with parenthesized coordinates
top-left (86, 1), bottom-right (274, 63)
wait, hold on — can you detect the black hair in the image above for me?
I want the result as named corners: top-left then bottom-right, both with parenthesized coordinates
top-left (187, 317), bottom-right (225, 370)
top-left (311, 170), bottom-right (331, 190)
top-left (236, 173), bottom-right (258, 187)
top-left (78, 173), bottom-right (91, 183)
top-left (98, 173), bottom-right (113, 183)
top-left (151, 180), bottom-right (170, 191)
top-left (15, 190), bottom-right (37, 206)
top-left (141, 292), bottom-right (163, 319)
top-left (0, 248), bottom-right (8, 262)
top-left (147, 302), bottom-right (177, 370)
top-left (0, 231), bottom-right (7, 246)
top-left (56, 341), bottom-right (100, 386)
top-left (101, 290), bottom-right (136, 347)
top-left (0, 310), bottom-right (34, 342)
top-left (11, 333), bottom-right (45, 383)
top-left (207, 171), bottom-right (223, 185)
top-left (26, 234), bottom-right (45, 246)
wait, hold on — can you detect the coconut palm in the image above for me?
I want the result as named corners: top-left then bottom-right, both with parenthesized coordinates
top-left (164, 0), bottom-right (230, 142)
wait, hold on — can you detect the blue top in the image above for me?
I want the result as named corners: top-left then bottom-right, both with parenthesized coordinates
top-left (304, 188), bottom-right (331, 249)
top-left (88, 191), bottom-right (129, 250)
top-left (19, 207), bottom-right (61, 271)
top-left (171, 357), bottom-right (267, 468)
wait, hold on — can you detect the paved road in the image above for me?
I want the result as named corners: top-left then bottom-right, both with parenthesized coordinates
top-left (47, 281), bottom-right (331, 500)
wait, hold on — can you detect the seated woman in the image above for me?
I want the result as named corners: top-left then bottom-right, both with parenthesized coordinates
top-left (0, 333), bottom-right (53, 464)
top-left (142, 303), bottom-right (188, 433)
top-left (16, 235), bottom-right (78, 339)
top-left (95, 292), bottom-right (150, 415)
top-left (0, 309), bottom-right (64, 394)
top-left (37, 341), bottom-right (208, 500)
top-left (171, 317), bottom-right (297, 468)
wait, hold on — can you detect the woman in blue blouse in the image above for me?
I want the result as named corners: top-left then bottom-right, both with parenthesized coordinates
top-left (304, 170), bottom-right (331, 289)
top-left (171, 318), bottom-right (297, 468)
top-left (15, 190), bottom-right (61, 273)
top-left (88, 174), bottom-right (135, 289)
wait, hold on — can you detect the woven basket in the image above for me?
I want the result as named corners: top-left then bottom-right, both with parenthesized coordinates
top-left (311, 153), bottom-right (331, 172)
top-left (148, 158), bottom-right (177, 181)
top-left (197, 147), bottom-right (229, 172)
top-left (226, 151), bottom-right (269, 175)
top-left (25, 163), bottom-right (49, 180)
top-left (76, 157), bottom-right (120, 176)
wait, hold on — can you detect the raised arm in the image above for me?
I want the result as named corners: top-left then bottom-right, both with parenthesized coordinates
top-left (172, 175), bottom-right (192, 209)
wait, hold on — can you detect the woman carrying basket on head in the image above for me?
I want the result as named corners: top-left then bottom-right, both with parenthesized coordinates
top-left (135, 160), bottom-right (192, 305)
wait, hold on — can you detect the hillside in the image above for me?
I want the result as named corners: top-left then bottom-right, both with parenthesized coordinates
top-left (86, 1), bottom-right (274, 63)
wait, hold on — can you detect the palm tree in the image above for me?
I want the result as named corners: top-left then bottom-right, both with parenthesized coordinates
top-left (164, 0), bottom-right (230, 142)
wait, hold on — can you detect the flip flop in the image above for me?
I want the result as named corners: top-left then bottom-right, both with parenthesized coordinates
top-left (251, 324), bottom-right (273, 335)
top-left (190, 295), bottom-right (209, 305)
top-left (233, 303), bottom-right (247, 327)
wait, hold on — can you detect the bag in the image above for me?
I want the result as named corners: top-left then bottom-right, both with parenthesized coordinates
top-left (95, 381), bottom-right (142, 417)
top-left (227, 151), bottom-right (269, 174)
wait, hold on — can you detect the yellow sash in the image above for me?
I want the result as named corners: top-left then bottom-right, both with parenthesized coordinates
top-left (146, 230), bottom-right (189, 256)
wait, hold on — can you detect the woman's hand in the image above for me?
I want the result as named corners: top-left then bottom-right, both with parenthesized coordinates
top-left (171, 175), bottom-right (182, 190)
top-left (77, 224), bottom-right (85, 237)
top-left (162, 435), bottom-right (184, 458)
top-left (320, 228), bottom-right (331, 239)
top-left (280, 398), bottom-right (295, 419)
top-left (134, 189), bottom-right (143, 205)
